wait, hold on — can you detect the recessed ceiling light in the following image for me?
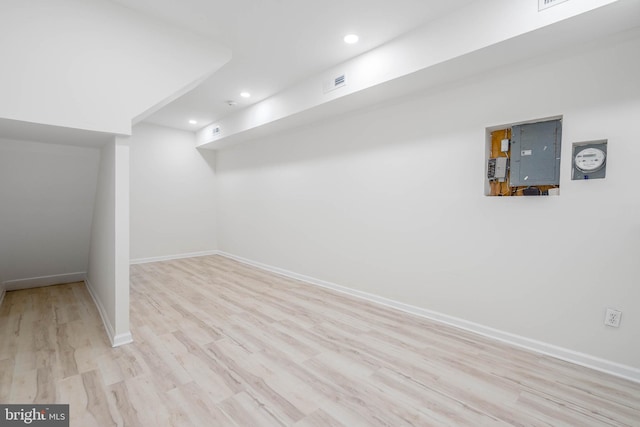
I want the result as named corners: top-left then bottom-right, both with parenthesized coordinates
top-left (240, 92), bottom-right (251, 98)
top-left (188, 119), bottom-right (197, 125)
top-left (344, 34), bottom-right (359, 44)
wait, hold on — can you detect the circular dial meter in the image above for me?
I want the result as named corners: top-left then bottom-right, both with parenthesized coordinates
top-left (575, 147), bottom-right (606, 173)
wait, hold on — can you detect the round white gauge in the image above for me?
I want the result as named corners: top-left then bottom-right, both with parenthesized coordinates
top-left (574, 147), bottom-right (606, 173)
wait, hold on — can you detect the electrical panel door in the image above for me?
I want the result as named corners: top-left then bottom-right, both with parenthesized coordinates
top-left (510, 120), bottom-right (562, 187)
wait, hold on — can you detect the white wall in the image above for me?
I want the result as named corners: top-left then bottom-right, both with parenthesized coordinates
top-left (130, 123), bottom-right (217, 262)
top-left (0, 138), bottom-right (99, 289)
top-left (216, 32), bottom-right (640, 373)
top-left (87, 137), bottom-right (131, 346)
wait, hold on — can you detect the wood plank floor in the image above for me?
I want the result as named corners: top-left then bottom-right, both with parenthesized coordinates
top-left (1, 255), bottom-right (639, 426)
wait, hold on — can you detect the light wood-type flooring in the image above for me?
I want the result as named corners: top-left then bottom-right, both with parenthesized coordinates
top-left (1, 255), bottom-right (639, 426)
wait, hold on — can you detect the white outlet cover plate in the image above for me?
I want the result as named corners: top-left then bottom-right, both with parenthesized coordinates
top-left (539, 0), bottom-right (569, 11)
top-left (604, 308), bottom-right (621, 327)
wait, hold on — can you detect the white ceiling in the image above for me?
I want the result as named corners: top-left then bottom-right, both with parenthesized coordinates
top-left (113, 0), bottom-right (474, 131)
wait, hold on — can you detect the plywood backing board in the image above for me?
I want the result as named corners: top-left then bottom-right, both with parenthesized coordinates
top-left (490, 129), bottom-right (511, 196)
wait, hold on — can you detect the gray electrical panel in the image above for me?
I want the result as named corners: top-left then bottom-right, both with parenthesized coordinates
top-left (510, 120), bottom-right (562, 187)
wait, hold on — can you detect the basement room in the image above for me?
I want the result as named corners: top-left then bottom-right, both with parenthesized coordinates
top-left (1, 0), bottom-right (639, 425)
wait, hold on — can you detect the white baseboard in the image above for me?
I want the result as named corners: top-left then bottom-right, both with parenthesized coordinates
top-left (3, 272), bottom-right (86, 291)
top-left (218, 251), bottom-right (640, 384)
top-left (130, 249), bottom-right (220, 265)
top-left (112, 331), bottom-right (134, 347)
top-left (84, 277), bottom-right (133, 348)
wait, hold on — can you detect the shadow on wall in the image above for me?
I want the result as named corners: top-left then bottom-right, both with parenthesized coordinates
top-left (0, 138), bottom-right (100, 289)
top-left (198, 145), bottom-right (217, 172)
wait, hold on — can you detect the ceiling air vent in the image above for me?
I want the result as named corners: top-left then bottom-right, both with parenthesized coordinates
top-left (539, 0), bottom-right (569, 11)
top-left (323, 72), bottom-right (347, 93)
